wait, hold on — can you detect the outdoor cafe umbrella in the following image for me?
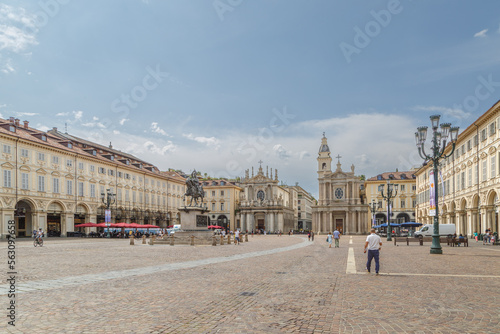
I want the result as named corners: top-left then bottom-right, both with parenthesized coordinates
top-left (379, 223), bottom-right (401, 227)
top-left (400, 222), bottom-right (422, 227)
top-left (75, 223), bottom-right (99, 228)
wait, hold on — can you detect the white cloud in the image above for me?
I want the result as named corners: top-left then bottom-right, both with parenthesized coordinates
top-left (82, 121), bottom-right (106, 129)
top-left (113, 130), bottom-right (120, 135)
top-left (183, 133), bottom-right (220, 148)
top-left (273, 144), bottom-right (291, 160)
top-left (72, 110), bottom-right (83, 120)
top-left (474, 29), bottom-right (488, 38)
top-left (142, 141), bottom-right (176, 155)
top-left (16, 112), bottom-right (38, 117)
top-left (150, 122), bottom-right (168, 136)
top-left (56, 112), bottom-right (69, 117)
top-left (119, 118), bottom-right (129, 125)
top-left (0, 4), bottom-right (38, 74)
top-left (412, 105), bottom-right (470, 120)
top-left (36, 124), bottom-right (50, 132)
top-left (92, 116), bottom-right (99, 121)
top-left (0, 57), bottom-right (15, 73)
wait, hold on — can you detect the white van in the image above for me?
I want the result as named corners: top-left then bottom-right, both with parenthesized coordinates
top-left (167, 224), bottom-right (181, 235)
top-left (414, 224), bottom-right (456, 238)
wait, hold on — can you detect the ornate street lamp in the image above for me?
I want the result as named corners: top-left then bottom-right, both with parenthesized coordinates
top-left (101, 188), bottom-right (116, 238)
top-left (380, 181), bottom-right (398, 241)
top-left (368, 199), bottom-right (378, 227)
top-left (416, 114), bottom-right (459, 254)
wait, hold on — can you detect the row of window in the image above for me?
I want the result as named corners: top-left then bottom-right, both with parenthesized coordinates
top-left (5, 171), bottom-right (183, 204)
top-left (375, 199), bottom-right (417, 209)
top-left (2, 145), bottom-right (181, 190)
top-left (451, 118), bottom-right (500, 161)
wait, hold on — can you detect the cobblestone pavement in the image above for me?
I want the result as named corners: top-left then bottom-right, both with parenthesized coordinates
top-left (1, 235), bottom-right (499, 333)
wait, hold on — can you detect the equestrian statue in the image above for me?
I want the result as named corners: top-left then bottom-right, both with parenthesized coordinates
top-left (183, 170), bottom-right (205, 207)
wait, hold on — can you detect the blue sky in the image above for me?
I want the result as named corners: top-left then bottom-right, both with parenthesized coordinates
top-left (1, 0), bottom-right (500, 198)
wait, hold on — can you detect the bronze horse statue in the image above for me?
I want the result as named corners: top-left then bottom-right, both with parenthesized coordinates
top-left (183, 170), bottom-right (205, 207)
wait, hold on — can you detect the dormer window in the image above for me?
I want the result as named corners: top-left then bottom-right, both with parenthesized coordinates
top-left (401, 174), bottom-right (406, 179)
top-left (41, 134), bottom-right (47, 141)
top-left (389, 174), bottom-right (394, 179)
top-left (9, 125), bottom-right (15, 132)
top-left (377, 175), bottom-right (383, 180)
top-left (68, 142), bottom-right (73, 148)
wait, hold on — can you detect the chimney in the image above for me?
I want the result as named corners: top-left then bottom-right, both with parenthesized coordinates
top-left (23, 120), bottom-right (29, 129)
top-left (9, 117), bottom-right (14, 123)
top-left (14, 118), bottom-right (20, 127)
top-left (52, 127), bottom-right (57, 132)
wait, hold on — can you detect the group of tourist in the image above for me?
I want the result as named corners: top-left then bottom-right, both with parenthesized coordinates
top-left (472, 229), bottom-right (497, 244)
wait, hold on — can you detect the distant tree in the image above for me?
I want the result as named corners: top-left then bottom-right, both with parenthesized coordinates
top-left (360, 175), bottom-right (366, 181)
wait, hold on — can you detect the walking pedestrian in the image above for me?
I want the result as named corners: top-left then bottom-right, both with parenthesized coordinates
top-left (364, 228), bottom-right (382, 275)
top-left (307, 231), bottom-right (311, 241)
top-left (333, 228), bottom-right (341, 248)
top-left (311, 231), bottom-right (314, 241)
top-left (327, 232), bottom-right (333, 248)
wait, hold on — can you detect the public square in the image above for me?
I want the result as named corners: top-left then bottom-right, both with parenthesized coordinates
top-left (1, 235), bottom-right (499, 333)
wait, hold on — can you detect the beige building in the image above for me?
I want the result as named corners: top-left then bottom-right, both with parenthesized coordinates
top-left (312, 134), bottom-right (368, 234)
top-left (201, 179), bottom-right (242, 231)
top-left (415, 100), bottom-right (500, 237)
top-left (364, 171), bottom-right (417, 229)
top-left (0, 117), bottom-right (185, 239)
top-left (238, 164), bottom-right (295, 233)
top-left (289, 184), bottom-right (314, 231)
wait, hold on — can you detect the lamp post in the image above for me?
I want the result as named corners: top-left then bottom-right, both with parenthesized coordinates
top-left (416, 114), bottom-right (459, 254)
top-left (368, 200), bottom-right (378, 228)
top-left (101, 188), bottom-right (116, 238)
top-left (380, 181), bottom-right (398, 241)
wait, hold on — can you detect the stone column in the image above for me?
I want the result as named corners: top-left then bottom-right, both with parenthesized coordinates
top-left (278, 213), bottom-right (284, 232)
top-left (241, 214), bottom-right (246, 232)
top-left (269, 213), bottom-right (275, 232)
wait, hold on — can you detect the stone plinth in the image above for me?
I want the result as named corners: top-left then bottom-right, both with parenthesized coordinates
top-left (156, 206), bottom-right (213, 245)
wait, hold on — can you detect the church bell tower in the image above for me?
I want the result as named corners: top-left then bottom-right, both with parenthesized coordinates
top-left (317, 133), bottom-right (332, 176)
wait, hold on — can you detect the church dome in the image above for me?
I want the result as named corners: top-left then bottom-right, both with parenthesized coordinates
top-left (319, 143), bottom-right (330, 153)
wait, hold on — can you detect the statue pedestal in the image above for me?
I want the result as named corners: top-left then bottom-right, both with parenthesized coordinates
top-left (157, 206), bottom-right (213, 245)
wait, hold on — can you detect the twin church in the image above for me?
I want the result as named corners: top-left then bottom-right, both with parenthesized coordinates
top-left (311, 134), bottom-right (369, 234)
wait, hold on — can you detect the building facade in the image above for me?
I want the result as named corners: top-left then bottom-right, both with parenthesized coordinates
top-left (415, 100), bottom-right (500, 237)
top-left (290, 184), bottom-right (314, 231)
top-left (364, 171), bottom-right (417, 228)
top-left (0, 117), bottom-right (185, 239)
top-left (201, 179), bottom-right (242, 231)
top-left (312, 134), bottom-right (369, 234)
top-left (238, 164), bottom-right (295, 233)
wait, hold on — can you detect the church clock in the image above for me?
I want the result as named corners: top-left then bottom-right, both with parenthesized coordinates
top-left (334, 188), bottom-right (343, 199)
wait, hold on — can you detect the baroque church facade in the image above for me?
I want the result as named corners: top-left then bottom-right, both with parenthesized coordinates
top-left (312, 134), bottom-right (369, 234)
top-left (238, 164), bottom-right (295, 233)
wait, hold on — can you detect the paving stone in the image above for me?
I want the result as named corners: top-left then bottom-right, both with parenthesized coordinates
top-left (0, 236), bottom-right (499, 333)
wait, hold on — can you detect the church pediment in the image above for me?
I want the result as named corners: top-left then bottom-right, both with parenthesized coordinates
top-left (247, 174), bottom-right (274, 184)
top-left (331, 171), bottom-right (347, 179)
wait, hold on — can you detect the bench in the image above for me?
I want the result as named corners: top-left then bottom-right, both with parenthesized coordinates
top-left (450, 237), bottom-right (469, 247)
top-left (420, 236), bottom-right (450, 245)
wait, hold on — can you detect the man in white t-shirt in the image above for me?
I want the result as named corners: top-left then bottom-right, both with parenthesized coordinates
top-left (364, 229), bottom-right (382, 275)
top-left (234, 230), bottom-right (240, 245)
